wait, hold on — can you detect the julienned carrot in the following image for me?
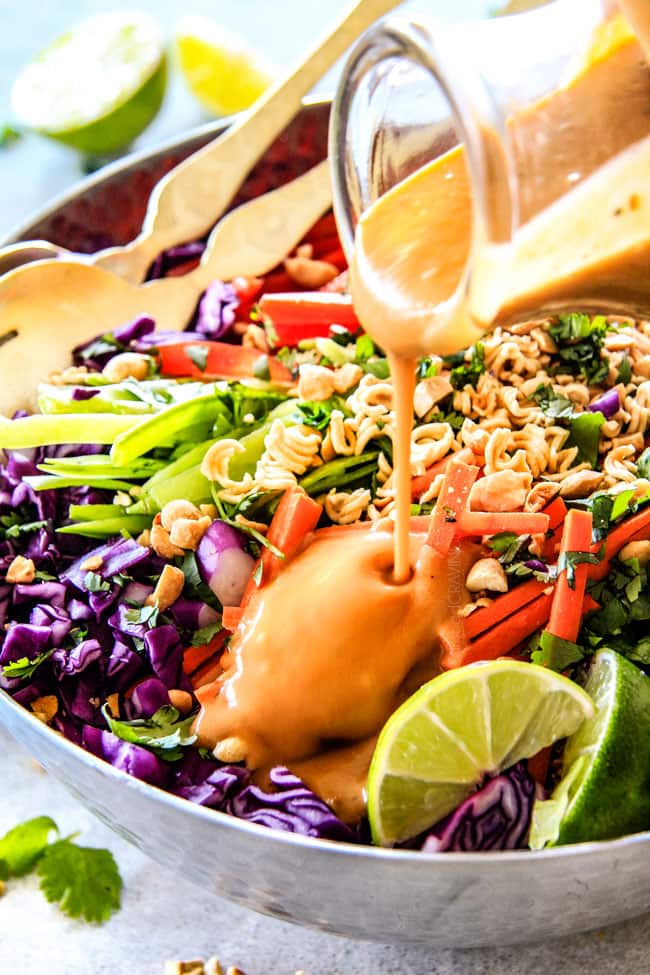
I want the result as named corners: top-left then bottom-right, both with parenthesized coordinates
top-left (190, 657), bottom-right (224, 690)
top-left (441, 591), bottom-right (554, 669)
top-left (182, 631), bottom-right (227, 676)
top-left (157, 340), bottom-right (292, 384)
top-left (547, 509), bottom-right (593, 643)
top-left (240, 486), bottom-right (323, 607)
top-left (427, 460), bottom-right (479, 555)
top-left (456, 511), bottom-right (550, 538)
top-left (222, 605), bottom-right (244, 631)
top-left (588, 504), bottom-right (650, 582)
top-left (462, 578), bottom-right (549, 641)
top-left (410, 447), bottom-right (476, 500)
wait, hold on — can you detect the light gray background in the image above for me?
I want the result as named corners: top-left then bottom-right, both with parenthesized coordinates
top-left (0, 1), bottom-right (648, 972)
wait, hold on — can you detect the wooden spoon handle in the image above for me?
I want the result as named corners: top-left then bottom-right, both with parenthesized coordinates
top-left (99, 0), bottom-right (402, 281)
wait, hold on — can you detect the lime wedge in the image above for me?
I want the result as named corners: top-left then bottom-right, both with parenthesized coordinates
top-left (176, 16), bottom-right (275, 116)
top-left (11, 12), bottom-right (166, 154)
top-left (546, 649), bottom-right (650, 845)
top-left (367, 659), bottom-right (594, 847)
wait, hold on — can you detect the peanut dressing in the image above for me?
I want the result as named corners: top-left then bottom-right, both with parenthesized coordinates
top-left (195, 529), bottom-right (476, 820)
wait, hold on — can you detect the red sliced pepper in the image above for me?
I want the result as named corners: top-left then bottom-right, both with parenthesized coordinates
top-left (157, 340), bottom-right (292, 384)
top-left (258, 292), bottom-right (360, 347)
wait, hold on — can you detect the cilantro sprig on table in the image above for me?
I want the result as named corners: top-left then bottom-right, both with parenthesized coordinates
top-left (0, 816), bottom-right (122, 923)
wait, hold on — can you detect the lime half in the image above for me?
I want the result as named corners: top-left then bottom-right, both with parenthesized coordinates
top-left (547, 649), bottom-right (650, 845)
top-left (176, 16), bottom-right (275, 116)
top-left (367, 659), bottom-right (594, 847)
top-left (11, 12), bottom-right (166, 154)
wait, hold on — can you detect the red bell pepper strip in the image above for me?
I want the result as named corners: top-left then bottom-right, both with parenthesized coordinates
top-left (547, 509), bottom-right (593, 643)
top-left (258, 292), bottom-right (360, 347)
top-left (157, 340), bottom-right (292, 384)
top-left (427, 460), bottom-right (479, 555)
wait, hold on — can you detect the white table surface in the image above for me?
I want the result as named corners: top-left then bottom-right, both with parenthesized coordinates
top-left (0, 1), bottom-right (649, 972)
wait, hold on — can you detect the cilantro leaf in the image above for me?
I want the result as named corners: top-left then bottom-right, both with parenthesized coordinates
top-left (185, 345), bottom-right (209, 372)
top-left (530, 384), bottom-right (575, 420)
top-left (590, 493), bottom-right (614, 542)
top-left (124, 604), bottom-right (159, 628)
top-left (295, 396), bottom-right (348, 432)
top-left (557, 548), bottom-right (602, 588)
top-left (0, 816), bottom-right (58, 879)
top-left (0, 649), bottom-right (54, 680)
top-left (102, 704), bottom-right (196, 761)
top-left (354, 334), bottom-right (375, 360)
top-left (487, 532), bottom-right (520, 554)
top-left (4, 519), bottom-right (47, 540)
top-left (37, 840), bottom-right (122, 923)
top-left (548, 313), bottom-right (610, 384)
top-left (617, 355), bottom-right (632, 384)
top-left (446, 343), bottom-right (486, 390)
top-left (637, 447), bottom-right (650, 480)
top-left (530, 630), bottom-right (584, 671)
top-left (190, 621), bottom-right (223, 647)
top-left (84, 571), bottom-right (111, 593)
top-left (416, 356), bottom-right (439, 380)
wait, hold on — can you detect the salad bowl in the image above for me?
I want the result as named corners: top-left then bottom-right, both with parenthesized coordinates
top-left (1, 99), bottom-right (649, 948)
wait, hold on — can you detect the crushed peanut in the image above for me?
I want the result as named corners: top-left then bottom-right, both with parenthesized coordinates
top-left (113, 491), bottom-right (133, 507)
top-left (413, 376), bottom-right (454, 418)
top-left (242, 323), bottom-right (268, 351)
top-left (199, 504), bottom-right (218, 519)
top-left (29, 695), bottom-right (58, 724)
top-left (80, 554), bottom-right (104, 572)
top-left (168, 689), bottom-right (194, 714)
top-left (469, 470), bottom-right (532, 512)
top-left (285, 253), bottom-right (339, 289)
top-left (146, 564), bottom-right (185, 612)
top-left (160, 499), bottom-right (201, 531)
top-left (619, 539), bottom-right (650, 564)
top-left (466, 558), bottom-right (508, 593)
top-left (169, 515), bottom-right (212, 551)
top-left (137, 528), bottom-right (152, 548)
top-left (332, 362), bottom-right (363, 394)
top-left (213, 736), bottom-right (248, 763)
top-left (297, 363), bottom-right (336, 401)
top-left (150, 515), bottom-right (184, 559)
top-left (5, 555), bottom-right (36, 584)
top-left (102, 352), bottom-right (152, 383)
top-left (48, 365), bottom-right (90, 386)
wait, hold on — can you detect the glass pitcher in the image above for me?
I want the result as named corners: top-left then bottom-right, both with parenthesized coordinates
top-left (330, 0), bottom-right (650, 356)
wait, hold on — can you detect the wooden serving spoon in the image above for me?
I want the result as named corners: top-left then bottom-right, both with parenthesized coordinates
top-left (0, 0), bottom-right (403, 283)
top-left (0, 160), bottom-right (331, 415)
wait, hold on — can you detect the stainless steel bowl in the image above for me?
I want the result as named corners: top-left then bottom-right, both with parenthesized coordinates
top-left (1, 100), bottom-right (649, 947)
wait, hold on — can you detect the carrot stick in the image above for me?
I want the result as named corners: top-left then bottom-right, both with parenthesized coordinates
top-left (441, 591), bottom-right (554, 669)
top-left (547, 509), bottom-right (593, 643)
top-left (190, 658), bottom-right (224, 690)
top-left (544, 497), bottom-right (568, 531)
top-left (240, 486), bottom-right (323, 606)
top-left (427, 460), bottom-right (479, 555)
top-left (182, 631), bottom-right (227, 676)
top-left (411, 447), bottom-right (476, 500)
top-left (462, 578), bottom-right (549, 641)
top-left (222, 606), bottom-right (243, 631)
top-left (456, 510), bottom-right (550, 538)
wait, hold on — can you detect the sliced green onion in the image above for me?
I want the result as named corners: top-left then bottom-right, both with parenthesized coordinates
top-left (0, 414), bottom-right (142, 449)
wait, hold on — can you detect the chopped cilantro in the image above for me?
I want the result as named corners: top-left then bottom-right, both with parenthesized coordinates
top-left (590, 494), bottom-right (614, 542)
top-left (548, 313), bottom-right (610, 384)
top-left (295, 396), bottom-right (348, 431)
top-left (4, 519), bottom-right (47, 540)
top-left (83, 571), bottom-right (111, 593)
top-left (530, 384), bottom-right (575, 420)
top-left (102, 704), bottom-right (196, 762)
top-left (416, 357), bottom-right (439, 380)
top-left (124, 604), bottom-right (159, 628)
top-left (190, 621), bottom-right (223, 646)
top-left (329, 325), bottom-right (357, 347)
top-left (446, 342), bottom-right (486, 390)
top-left (487, 532), bottom-right (520, 554)
top-left (354, 334), bottom-right (375, 360)
top-left (37, 840), bottom-right (122, 924)
top-left (617, 355), bottom-right (632, 384)
top-left (428, 409), bottom-right (465, 431)
top-left (0, 649), bottom-right (54, 680)
top-left (253, 354), bottom-right (271, 381)
top-left (637, 447), bottom-right (650, 480)
top-left (0, 816), bottom-right (57, 879)
top-left (185, 344), bottom-right (209, 372)
top-left (557, 548), bottom-right (602, 588)
top-left (530, 630), bottom-right (584, 671)
top-left (568, 411), bottom-right (604, 468)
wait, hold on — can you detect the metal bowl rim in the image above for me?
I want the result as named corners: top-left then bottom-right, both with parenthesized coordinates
top-left (1, 100), bottom-right (649, 869)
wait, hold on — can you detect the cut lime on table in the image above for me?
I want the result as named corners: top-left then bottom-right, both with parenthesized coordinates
top-left (533, 649), bottom-right (650, 847)
top-left (367, 659), bottom-right (594, 847)
top-left (10, 12), bottom-right (166, 154)
top-left (176, 16), bottom-right (276, 116)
